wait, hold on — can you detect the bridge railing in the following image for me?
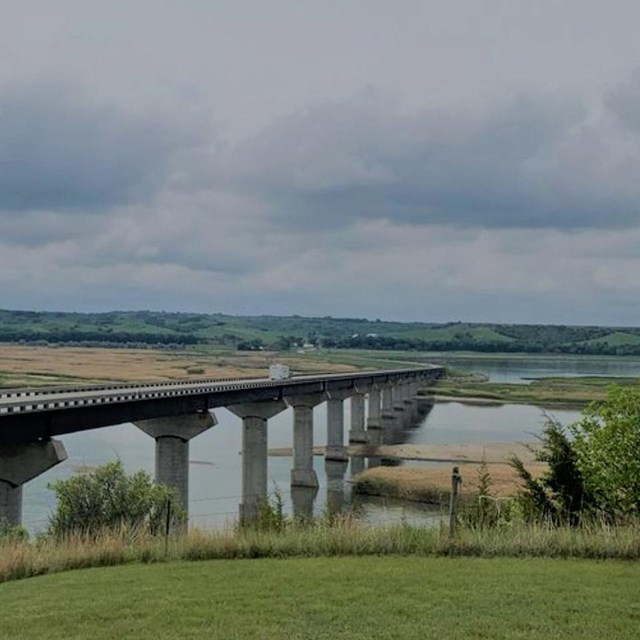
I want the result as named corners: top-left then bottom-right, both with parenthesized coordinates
top-left (0, 367), bottom-right (443, 416)
top-left (0, 366), bottom-right (442, 399)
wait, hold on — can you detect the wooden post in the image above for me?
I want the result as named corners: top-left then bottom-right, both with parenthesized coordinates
top-left (449, 466), bottom-right (463, 539)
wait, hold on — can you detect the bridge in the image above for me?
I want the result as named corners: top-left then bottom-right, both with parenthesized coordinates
top-left (0, 366), bottom-right (444, 528)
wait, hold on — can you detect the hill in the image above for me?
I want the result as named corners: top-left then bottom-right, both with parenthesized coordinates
top-left (2, 309), bottom-right (640, 355)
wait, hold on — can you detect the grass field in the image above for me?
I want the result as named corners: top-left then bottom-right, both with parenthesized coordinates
top-left (0, 345), bottom-right (359, 388)
top-left (0, 556), bottom-right (638, 639)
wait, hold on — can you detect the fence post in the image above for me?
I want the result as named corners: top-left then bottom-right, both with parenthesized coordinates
top-left (164, 498), bottom-right (172, 556)
top-left (449, 466), bottom-right (463, 540)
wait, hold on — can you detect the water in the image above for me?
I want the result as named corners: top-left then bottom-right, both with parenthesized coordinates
top-left (20, 355), bottom-right (634, 532)
top-left (426, 354), bottom-right (640, 384)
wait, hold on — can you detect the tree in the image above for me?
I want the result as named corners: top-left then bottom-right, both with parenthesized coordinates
top-left (570, 386), bottom-right (640, 518)
top-left (510, 418), bottom-right (588, 525)
top-left (47, 461), bottom-right (183, 538)
top-left (511, 386), bottom-right (640, 524)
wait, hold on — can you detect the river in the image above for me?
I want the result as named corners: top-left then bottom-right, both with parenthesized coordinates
top-left (20, 354), bottom-right (640, 532)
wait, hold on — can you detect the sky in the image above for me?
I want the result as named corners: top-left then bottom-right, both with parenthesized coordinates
top-left (2, 0), bottom-right (640, 325)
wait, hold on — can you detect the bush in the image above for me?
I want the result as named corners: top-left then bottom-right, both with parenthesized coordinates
top-left (510, 418), bottom-right (588, 525)
top-left (461, 457), bottom-right (504, 528)
top-left (0, 521), bottom-right (29, 544)
top-left (46, 461), bottom-right (184, 538)
top-left (511, 386), bottom-right (640, 524)
top-left (571, 386), bottom-right (640, 518)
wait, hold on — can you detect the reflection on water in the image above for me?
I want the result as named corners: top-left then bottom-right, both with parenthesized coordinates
top-left (325, 459), bottom-right (349, 515)
top-left (20, 355), bottom-right (624, 532)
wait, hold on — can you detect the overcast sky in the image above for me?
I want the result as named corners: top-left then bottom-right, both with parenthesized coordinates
top-left (2, 1), bottom-right (640, 324)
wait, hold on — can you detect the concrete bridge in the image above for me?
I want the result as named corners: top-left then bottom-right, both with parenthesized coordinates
top-left (0, 366), bottom-right (443, 527)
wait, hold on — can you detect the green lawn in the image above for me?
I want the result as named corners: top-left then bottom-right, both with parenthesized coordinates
top-left (1, 557), bottom-right (638, 639)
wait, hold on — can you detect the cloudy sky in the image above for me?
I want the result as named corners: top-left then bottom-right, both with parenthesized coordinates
top-left (2, 1), bottom-right (640, 325)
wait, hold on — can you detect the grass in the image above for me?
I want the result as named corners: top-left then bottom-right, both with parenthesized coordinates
top-left (432, 375), bottom-right (640, 406)
top-left (0, 345), bottom-right (360, 388)
top-left (3, 520), bottom-right (640, 586)
top-left (354, 463), bottom-right (546, 503)
top-left (1, 554), bottom-right (639, 639)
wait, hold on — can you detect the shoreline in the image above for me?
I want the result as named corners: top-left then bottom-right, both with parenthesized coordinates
top-left (427, 393), bottom-right (586, 409)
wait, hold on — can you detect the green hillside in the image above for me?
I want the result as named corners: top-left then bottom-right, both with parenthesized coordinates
top-left (2, 309), bottom-right (640, 355)
top-left (579, 331), bottom-right (640, 347)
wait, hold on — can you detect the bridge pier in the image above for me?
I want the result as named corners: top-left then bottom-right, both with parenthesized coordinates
top-left (136, 412), bottom-right (217, 525)
top-left (348, 390), bottom-right (368, 444)
top-left (286, 393), bottom-right (325, 488)
top-left (0, 439), bottom-right (67, 527)
top-left (228, 400), bottom-right (287, 524)
top-left (405, 382), bottom-right (417, 423)
top-left (326, 389), bottom-right (352, 462)
top-left (380, 386), bottom-right (396, 444)
top-left (366, 387), bottom-right (382, 443)
top-left (291, 485), bottom-right (318, 521)
top-left (366, 387), bottom-right (383, 467)
top-left (392, 384), bottom-right (406, 433)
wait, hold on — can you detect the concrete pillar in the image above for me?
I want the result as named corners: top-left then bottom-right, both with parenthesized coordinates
top-left (291, 485), bottom-right (317, 521)
top-left (0, 439), bottom-right (68, 526)
top-left (326, 389), bottom-right (352, 462)
top-left (285, 393), bottom-right (325, 488)
top-left (348, 393), bottom-right (367, 444)
top-left (392, 384), bottom-right (406, 431)
top-left (380, 386), bottom-right (395, 443)
top-left (366, 387), bottom-right (383, 446)
top-left (401, 382), bottom-right (415, 426)
top-left (0, 484), bottom-right (22, 526)
top-left (227, 400), bottom-right (287, 524)
top-left (416, 377), bottom-right (435, 419)
top-left (136, 412), bottom-right (217, 515)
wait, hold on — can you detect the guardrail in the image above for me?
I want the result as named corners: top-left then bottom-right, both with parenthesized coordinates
top-left (0, 375), bottom-right (250, 399)
top-left (0, 367), bottom-right (442, 416)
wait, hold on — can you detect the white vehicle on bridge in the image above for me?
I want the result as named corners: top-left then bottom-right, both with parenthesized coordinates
top-left (269, 364), bottom-right (291, 380)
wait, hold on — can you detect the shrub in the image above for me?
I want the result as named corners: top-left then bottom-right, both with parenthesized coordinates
top-left (0, 521), bottom-right (29, 544)
top-left (570, 386), bottom-right (640, 518)
top-left (510, 418), bottom-right (588, 525)
top-left (46, 461), bottom-right (184, 538)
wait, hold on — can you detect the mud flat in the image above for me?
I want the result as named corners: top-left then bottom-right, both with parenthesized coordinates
top-left (268, 441), bottom-right (536, 464)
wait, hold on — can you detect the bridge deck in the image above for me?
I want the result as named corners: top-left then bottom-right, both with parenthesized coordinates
top-left (0, 366), bottom-right (444, 444)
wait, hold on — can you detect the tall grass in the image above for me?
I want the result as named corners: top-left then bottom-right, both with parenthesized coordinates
top-left (2, 518), bottom-right (640, 585)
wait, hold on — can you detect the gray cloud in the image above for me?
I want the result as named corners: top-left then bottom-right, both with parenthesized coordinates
top-left (0, 84), bottom-right (203, 212)
top-left (224, 85), bottom-right (640, 230)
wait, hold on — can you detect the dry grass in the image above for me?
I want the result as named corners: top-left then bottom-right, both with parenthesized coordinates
top-left (2, 519), bottom-right (640, 585)
top-left (354, 461), bottom-right (546, 503)
top-left (0, 345), bottom-right (357, 387)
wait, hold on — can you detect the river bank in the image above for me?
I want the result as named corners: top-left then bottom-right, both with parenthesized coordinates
top-left (428, 375), bottom-right (640, 406)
